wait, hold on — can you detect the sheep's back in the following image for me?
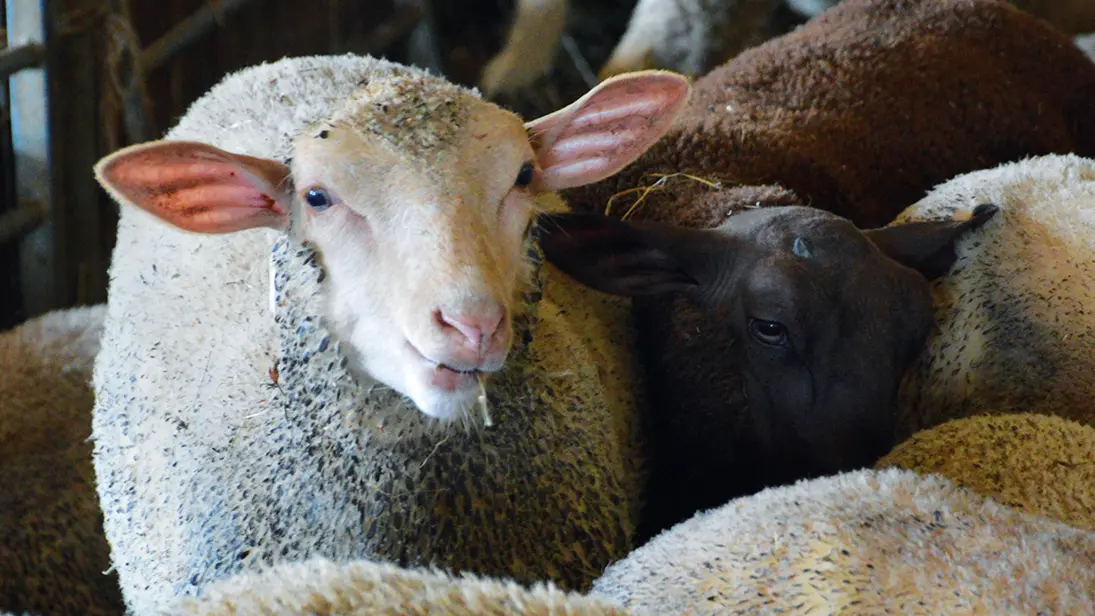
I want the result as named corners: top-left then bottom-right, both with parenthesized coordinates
top-left (591, 467), bottom-right (1095, 613)
top-left (563, 0), bottom-right (1095, 230)
top-left (878, 413), bottom-right (1095, 532)
top-left (891, 153), bottom-right (1095, 437)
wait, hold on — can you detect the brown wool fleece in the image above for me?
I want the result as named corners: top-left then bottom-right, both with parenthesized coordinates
top-left (878, 413), bottom-right (1095, 533)
top-left (563, 0), bottom-right (1095, 230)
top-left (0, 306), bottom-right (124, 616)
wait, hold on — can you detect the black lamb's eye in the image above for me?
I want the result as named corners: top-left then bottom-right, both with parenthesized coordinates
top-left (305, 188), bottom-right (332, 211)
top-left (514, 162), bottom-right (534, 188)
top-left (749, 318), bottom-right (788, 346)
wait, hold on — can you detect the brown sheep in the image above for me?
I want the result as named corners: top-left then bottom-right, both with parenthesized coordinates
top-left (563, 0), bottom-right (1095, 230)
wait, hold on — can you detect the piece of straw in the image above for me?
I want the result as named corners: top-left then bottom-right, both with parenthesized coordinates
top-left (477, 373), bottom-right (493, 428)
top-left (605, 172), bottom-right (725, 220)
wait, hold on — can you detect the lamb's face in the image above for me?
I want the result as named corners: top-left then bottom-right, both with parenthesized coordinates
top-left (91, 68), bottom-right (693, 422)
top-left (688, 207), bottom-right (937, 470)
top-left (537, 203), bottom-right (996, 525)
top-left (290, 101), bottom-right (540, 420)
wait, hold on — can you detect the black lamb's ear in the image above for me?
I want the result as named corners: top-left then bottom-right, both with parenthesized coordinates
top-left (537, 212), bottom-right (725, 297)
top-left (864, 203), bottom-right (998, 280)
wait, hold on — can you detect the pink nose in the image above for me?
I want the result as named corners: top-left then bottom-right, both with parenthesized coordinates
top-left (437, 304), bottom-right (506, 349)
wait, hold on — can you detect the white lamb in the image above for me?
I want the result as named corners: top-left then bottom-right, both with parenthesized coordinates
top-left (90, 53), bottom-right (690, 613)
top-left (890, 153), bottom-right (1095, 438)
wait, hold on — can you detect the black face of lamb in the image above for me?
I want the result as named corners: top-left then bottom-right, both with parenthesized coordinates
top-left (537, 203), bottom-right (997, 540)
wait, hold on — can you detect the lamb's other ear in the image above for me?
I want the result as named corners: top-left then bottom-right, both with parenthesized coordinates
top-left (524, 70), bottom-right (691, 191)
top-left (537, 211), bottom-right (724, 297)
top-left (94, 140), bottom-right (292, 234)
top-left (864, 203), bottom-right (999, 280)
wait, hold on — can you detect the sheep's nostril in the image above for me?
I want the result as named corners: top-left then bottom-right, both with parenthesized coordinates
top-left (439, 306), bottom-right (505, 349)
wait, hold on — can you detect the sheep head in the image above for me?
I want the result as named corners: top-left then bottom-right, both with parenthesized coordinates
top-left (538, 202), bottom-right (997, 530)
top-left (93, 69), bottom-right (691, 422)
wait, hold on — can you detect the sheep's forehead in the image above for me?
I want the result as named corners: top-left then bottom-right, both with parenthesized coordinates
top-left (743, 207), bottom-right (874, 262)
top-left (322, 73), bottom-right (506, 164)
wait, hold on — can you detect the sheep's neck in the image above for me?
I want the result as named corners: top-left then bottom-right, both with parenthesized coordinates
top-left (268, 233), bottom-right (544, 443)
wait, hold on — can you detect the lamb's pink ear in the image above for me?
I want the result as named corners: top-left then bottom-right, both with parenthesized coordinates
top-left (524, 70), bottom-right (691, 191)
top-left (93, 140), bottom-right (292, 234)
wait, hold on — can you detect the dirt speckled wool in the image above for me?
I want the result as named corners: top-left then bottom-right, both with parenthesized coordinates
top-left (591, 468), bottom-right (1095, 614)
top-left (879, 413), bottom-right (1095, 532)
top-left (91, 54), bottom-right (645, 615)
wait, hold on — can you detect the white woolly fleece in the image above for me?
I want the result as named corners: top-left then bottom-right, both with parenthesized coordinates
top-left (162, 465), bottom-right (1095, 615)
top-left (592, 467), bottom-right (1095, 614)
top-left (892, 153), bottom-right (1095, 437)
top-left (166, 556), bottom-right (628, 615)
top-left (92, 54), bottom-right (645, 614)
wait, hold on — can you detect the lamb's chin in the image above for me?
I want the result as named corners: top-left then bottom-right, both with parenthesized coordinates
top-left (405, 376), bottom-right (480, 422)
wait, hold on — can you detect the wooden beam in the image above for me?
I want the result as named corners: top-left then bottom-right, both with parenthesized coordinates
top-left (0, 42), bottom-right (44, 77)
top-left (0, 200), bottom-right (45, 245)
top-left (141, 0), bottom-right (255, 71)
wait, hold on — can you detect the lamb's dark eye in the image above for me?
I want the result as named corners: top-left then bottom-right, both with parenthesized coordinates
top-left (749, 318), bottom-right (788, 346)
top-left (514, 162), bottom-right (534, 188)
top-left (305, 188), bottom-right (332, 211)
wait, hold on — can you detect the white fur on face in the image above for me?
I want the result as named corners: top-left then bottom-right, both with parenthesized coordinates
top-left (289, 101), bottom-right (539, 420)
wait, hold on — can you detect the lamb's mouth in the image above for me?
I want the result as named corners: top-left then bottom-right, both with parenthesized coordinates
top-left (406, 342), bottom-right (498, 378)
top-left (425, 357), bottom-right (480, 376)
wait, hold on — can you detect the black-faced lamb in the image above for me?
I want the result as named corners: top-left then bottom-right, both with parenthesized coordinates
top-left (540, 201), bottom-right (997, 541)
top-left (887, 153), bottom-right (1095, 437)
top-left (538, 0), bottom-right (1095, 540)
top-left (90, 54), bottom-right (689, 613)
top-left (481, 0), bottom-right (1095, 96)
top-left (0, 305), bottom-right (124, 616)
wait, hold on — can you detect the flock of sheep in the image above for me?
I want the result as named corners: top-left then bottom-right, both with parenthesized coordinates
top-left (4, 0), bottom-right (1095, 614)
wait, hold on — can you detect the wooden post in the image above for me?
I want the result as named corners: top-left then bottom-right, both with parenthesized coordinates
top-left (7, 0), bottom-right (113, 315)
top-left (49, 0), bottom-right (110, 308)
